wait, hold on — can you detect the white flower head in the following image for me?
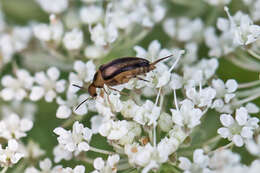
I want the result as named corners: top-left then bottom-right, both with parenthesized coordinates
top-left (0, 113), bottom-right (33, 140)
top-left (33, 21), bottom-right (63, 42)
top-left (171, 99), bottom-right (203, 129)
top-left (179, 149), bottom-right (210, 173)
top-left (24, 140), bottom-right (45, 159)
top-left (53, 144), bottom-right (73, 163)
top-left (211, 79), bottom-right (238, 113)
top-left (53, 121), bottom-right (92, 155)
top-left (84, 45), bottom-right (107, 59)
top-left (92, 155), bottom-right (120, 173)
top-left (217, 107), bottom-right (259, 147)
top-left (36, 0), bottom-right (68, 13)
top-left (0, 139), bottom-right (24, 167)
top-left (224, 7), bottom-right (260, 45)
top-left (177, 17), bottom-right (204, 42)
top-left (163, 18), bottom-right (176, 38)
top-left (134, 100), bottom-right (161, 126)
top-left (90, 23), bottom-right (118, 46)
top-left (63, 28), bottom-right (83, 50)
top-left (68, 60), bottom-right (96, 93)
top-left (56, 92), bottom-right (89, 119)
top-left (205, 0), bottom-right (231, 6)
top-left (80, 6), bottom-right (103, 24)
top-left (30, 67), bottom-right (66, 102)
top-left (99, 120), bottom-right (141, 145)
top-left (125, 143), bottom-right (155, 167)
top-left (186, 86), bottom-right (216, 108)
top-left (1, 69), bottom-right (34, 101)
top-left (134, 40), bottom-right (171, 62)
top-left (209, 149), bottom-right (240, 169)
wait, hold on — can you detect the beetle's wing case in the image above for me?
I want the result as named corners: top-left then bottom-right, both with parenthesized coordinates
top-left (100, 57), bottom-right (150, 80)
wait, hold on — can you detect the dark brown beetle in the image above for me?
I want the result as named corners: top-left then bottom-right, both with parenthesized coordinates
top-left (74, 54), bottom-right (172, 110)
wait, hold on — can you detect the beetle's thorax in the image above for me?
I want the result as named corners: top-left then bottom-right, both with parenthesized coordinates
top-left (92, 70), bottom-right (105, 88)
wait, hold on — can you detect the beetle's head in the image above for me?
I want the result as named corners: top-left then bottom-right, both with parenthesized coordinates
top-left (88, 83), bottom-right (97, 97)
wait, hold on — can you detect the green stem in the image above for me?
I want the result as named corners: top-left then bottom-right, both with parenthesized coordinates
top-left (238, 80), bottom-right (260, 89)
top-left (247, 49), bottom-right (260, 60)
top-left (117, 163), bottom-right (132, 171)
top-left (61, 115), bottom-right (83, 128)
top-left (234, 92), bottom-right (260, 106)
top-left (236, 87), bottom-right (260, 97)
top-left (0, 167), bottom-right (8, 173)
top-left (203, 135), bottom-right (221, 146)
top-left (89, 146), bottom-right (116, 155)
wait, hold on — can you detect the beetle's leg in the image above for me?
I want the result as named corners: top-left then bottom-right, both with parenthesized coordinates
top-left (102, 88), bottom-right (112, 105)
top-left (136, 76), bottom-right (150, 82)
top-left (107, 86), bottom-right (128, 96)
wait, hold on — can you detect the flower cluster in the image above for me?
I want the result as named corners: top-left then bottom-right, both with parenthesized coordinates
top-left (0, 0), bottom-right (260, 172)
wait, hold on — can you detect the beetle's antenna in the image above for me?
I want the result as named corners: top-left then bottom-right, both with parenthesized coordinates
top-left (151, 54), bottom-right (173, 66)
top-left (72, 84), bottom-right (92, 110)
top-left (72, 84), bottom-right (87, 91)
top-left (75, 97), bottom-right (92, 111)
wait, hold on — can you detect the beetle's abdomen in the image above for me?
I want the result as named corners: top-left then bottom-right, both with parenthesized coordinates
top-left (100, 57), bottom-right (150, 80)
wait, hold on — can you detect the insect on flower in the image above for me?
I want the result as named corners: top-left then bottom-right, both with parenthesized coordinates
top-left (73, 54), bottom-right (173, 110)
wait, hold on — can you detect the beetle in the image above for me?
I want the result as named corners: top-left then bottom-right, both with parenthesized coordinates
top-left (74, 54), bottom-right (173, 110)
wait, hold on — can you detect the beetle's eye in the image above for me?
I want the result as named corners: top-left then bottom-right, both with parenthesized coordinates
top-left (94, 93), bottom-right (97, 97)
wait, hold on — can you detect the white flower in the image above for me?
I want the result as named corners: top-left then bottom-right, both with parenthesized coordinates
top-left (53, 165), bottom-right (85, 173)
top-left (217, 107), bottom-right (259, 147)
top-left (246, 134), bottom-right (260, 156)
top-left (33, 21), bottom-right (63, 42)
top-left (90, 23), bottom-right (118, 46)
top-left (0, 26), bottom-right (31, 64)
top-left (36, 0), bottom-right (68, 13)
top-left (121, 100), bottom-right (139, 119)
top-left (211, 79), bottom-right (238, 112)
top-left (30, 67), bottom-right (66, 102)
top-left (56, 92), bottom-right (89, 119)
top-left (24, 141), bottom-right (45, 159)
top-left (158, 112), bottom-right (173, 132)
top-left (39, 158), bottom-right (52, 172)
top-left (68, 60), bottom-right (96, 93)
top-left (92, 155), bottom-right (120, 173)
top-left (204, 25), bottom-right (236, 57)
top-left (177, 17), bottom-right (204, 42)
top-left (134, 100), bottom-right (161, 126)
top-left (134, 40), bottom-right (171, 62)
top-left (53, 121), bottom-right (92, 155)
top-left (224, 7), bottom-right (260, 45)
top-left (157, 137), bottom-right (179, 162)
top-left (90, 115), bottom-right (104, 134)
top-left (245, 103), bottom-right (259, 114)
top-left (1, 101), bottom-right (37, 121)
top-left (0, 113), bottom-right (33, 140)
top-left (0, 139), bottom-right (24, 167)
top-left (80, 6), bottom-right (103, 24)
top-left (53, 145), bottom-right (72, 163)
top-left (179, 149), bottom-right (211, 173)
top-left (170, 99), bottom-right (203, 129)
top-left (205, 0), bottom-right (231, 6)
top-left (186, 87), bottom-right (216, 108)
top-left (209, 149), bottom-right (240, 170)
top-left (84, 45), bottom-right (107, 59)
top-left (99, 120), bottom-right (141, 145)
top-left (33, 24), bottom-right (51, 41)
top-left (1, 69), bottom-right (34, 101)
top-left (63, 28), bottom-right (83, 50)
top-left (125, 143), bottom-right (155, 167)
top-left (163, 18), bottom-right (176, 38)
